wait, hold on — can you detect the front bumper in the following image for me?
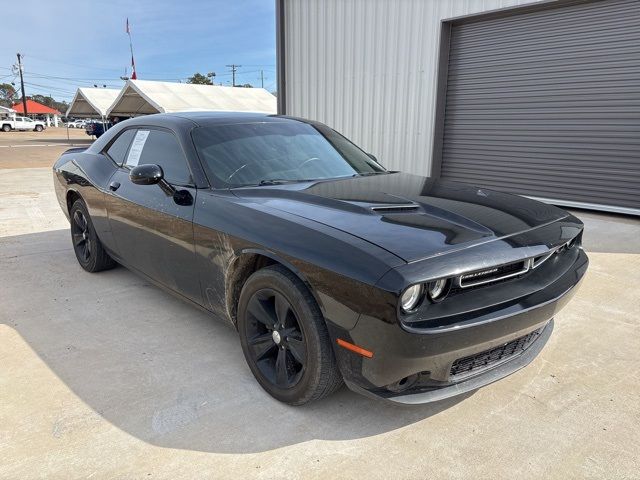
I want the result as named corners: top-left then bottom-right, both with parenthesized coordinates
top-left (347, 319), bottom-right (554, 405)
top-left (327, 248), bottom-right (588, 404)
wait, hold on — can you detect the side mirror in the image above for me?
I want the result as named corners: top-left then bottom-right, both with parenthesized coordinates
top-left (130, 164), bottom-right (163, 185)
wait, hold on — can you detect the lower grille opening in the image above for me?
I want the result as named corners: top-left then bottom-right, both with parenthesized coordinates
top-left (449, 328), bottom-right (543, 380)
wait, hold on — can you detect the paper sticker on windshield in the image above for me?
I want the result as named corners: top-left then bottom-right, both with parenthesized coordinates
top-left (126, 130), bottom-right (150, 167)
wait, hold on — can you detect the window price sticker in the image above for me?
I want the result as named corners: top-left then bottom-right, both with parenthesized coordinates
top-left (126, 130), bottom-right (150, 167)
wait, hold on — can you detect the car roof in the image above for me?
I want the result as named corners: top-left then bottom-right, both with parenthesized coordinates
top-left (90, 112), bottom-right (319, 157)
top-left (121, 111), bottom-right (310, 128)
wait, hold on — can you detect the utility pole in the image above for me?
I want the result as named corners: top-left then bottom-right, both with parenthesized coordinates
top-left (226, 64), bottom-right (241, 87)
top-left (16, 53), bottom-right (27, 116)
top-left (260, 70), bottom-right (264, 88)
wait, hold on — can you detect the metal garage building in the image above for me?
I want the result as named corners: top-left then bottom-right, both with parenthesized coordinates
top-left (276, 0), bottom-right (640, 215)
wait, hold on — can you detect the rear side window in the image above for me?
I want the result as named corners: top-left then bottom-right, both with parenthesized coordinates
top-left (125, 129), bottom-right (192, 185)
top-left (105, 129), bottom-right (136, 165)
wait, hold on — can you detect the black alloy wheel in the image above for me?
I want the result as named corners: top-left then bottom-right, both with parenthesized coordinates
top-left (238, 265), bottom-right (343, 405)
top-left (245, 288), bottom-right (307, 388)
top-left (71, 208), bottom-right (92, 263)
top-left (69, 199), bottom-right (116, 272)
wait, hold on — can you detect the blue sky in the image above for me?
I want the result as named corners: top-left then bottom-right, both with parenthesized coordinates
top-left (0, 0), bottom-right (276, 101)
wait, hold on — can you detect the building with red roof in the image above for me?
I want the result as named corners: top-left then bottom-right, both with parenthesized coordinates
top-left (12, 99), bottom-right (61, 126)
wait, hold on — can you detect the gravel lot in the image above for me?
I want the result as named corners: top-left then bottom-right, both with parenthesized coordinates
top-left (1, 132), bottom-right (639, 479)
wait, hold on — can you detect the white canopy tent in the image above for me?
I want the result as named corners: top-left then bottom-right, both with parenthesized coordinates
top-left (107, 80), bottom-right (277, 117)
top-left (66, 88), bottom-right (121, 118)
top-left (0, 105), bottom-right (16, 118)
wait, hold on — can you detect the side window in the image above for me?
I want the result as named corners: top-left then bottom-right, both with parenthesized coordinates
top-left (125, 129), bottom-right (192, 185)
top-left (105, 129), bottom-right (136, 165)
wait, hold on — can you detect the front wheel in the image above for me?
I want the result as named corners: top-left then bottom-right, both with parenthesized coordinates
top-left (35, 125), bottom-right (43, 132)
top-left (238, 265), bottom-right (343, 405)
top-left (69, 199), bottom-right (116, 272)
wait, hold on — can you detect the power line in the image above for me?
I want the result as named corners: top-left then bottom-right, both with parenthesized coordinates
top-left (22, 54), bottom-right (124, 73)
top-left (5, 65), bottom-right (270, 82)
top-left (23, 83), bottom-right (76, 95)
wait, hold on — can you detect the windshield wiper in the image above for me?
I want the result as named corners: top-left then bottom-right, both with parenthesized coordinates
top-left (355, 171), bottom-right (390, 177)
top-left (232, 175), bottom-right (360, 188)
top-left (257, 178), bottom-right (320, 186)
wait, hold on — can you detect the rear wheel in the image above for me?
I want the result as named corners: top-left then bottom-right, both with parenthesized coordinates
top-left (69, 199), bottom-right (116, 272)
top-left (238, 265), bottom-right (343, 405)
top-left (1, 124), bottom-right (10, 132)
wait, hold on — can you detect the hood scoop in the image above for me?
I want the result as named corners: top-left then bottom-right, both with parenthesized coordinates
top-left (370, 203), bottom-right (420, 214)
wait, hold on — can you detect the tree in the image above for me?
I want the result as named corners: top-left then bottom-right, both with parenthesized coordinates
top-left (187, 73), bottom-right (213, 85)
top-left (237, 83), bottom-right (253, 88)
top-left (26, 94), bottom-right (68, 114)
top-left (31, 94), bottom-right (55, 107)
top-left (0, 83), bottom-right (16, 107)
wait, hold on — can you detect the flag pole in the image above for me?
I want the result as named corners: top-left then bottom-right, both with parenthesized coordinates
top-left (126, 18), bottom-right (137, 80)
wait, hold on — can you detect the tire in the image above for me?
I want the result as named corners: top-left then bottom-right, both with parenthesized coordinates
top-left (238, 265), bottom-right (343, 405)
top-left (35, 125), bottom-right (43, 132)
top-left (69, 199), bottom-right (116, 272)
top-left (1, 124), bottom-right (10, 132)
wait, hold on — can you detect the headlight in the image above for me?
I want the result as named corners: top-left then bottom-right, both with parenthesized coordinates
top-left (427, 279), bottom-right (448, 302)
top-left (400, 284), bottom-right (423, 312)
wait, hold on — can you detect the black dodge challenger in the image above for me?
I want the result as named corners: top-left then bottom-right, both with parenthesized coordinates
top-left (53, 112), bottom-right (588, 405)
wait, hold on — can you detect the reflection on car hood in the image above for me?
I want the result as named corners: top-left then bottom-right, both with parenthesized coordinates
top-left (233, 173), bottom-right (568, 263)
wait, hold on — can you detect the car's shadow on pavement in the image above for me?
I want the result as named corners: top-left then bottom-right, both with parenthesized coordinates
top-left (1, 229), bottom-right (472, 454)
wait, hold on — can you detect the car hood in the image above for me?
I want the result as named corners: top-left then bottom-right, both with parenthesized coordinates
top-left (232, 173), bottom-right (568, 263)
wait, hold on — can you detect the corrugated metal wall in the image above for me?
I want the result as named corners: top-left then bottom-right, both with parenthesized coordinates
top-left (282, 0), bottom-right (543, 176)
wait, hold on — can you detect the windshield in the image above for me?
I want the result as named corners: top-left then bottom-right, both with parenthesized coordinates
top-left (192, 121), bottom-right (386, 187)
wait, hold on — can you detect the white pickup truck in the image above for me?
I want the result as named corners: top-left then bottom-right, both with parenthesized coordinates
top-left (1, 116), bottom-right (46, 132)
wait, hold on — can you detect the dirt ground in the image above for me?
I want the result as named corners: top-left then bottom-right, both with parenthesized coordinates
top-left (0, 133), bottom-right (639, 479)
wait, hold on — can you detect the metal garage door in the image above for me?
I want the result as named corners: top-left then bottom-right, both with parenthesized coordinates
top-left (439, 0), bottom-right (640, 215)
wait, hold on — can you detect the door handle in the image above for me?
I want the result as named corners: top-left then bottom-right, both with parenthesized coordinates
top-left (109, 181), bottom-right (121, 192)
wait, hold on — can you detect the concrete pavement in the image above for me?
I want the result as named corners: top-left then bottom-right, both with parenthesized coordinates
top-left (1, 164), bottom-right (639, 479)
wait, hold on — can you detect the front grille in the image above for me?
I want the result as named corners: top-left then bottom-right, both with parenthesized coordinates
top-left (532, 251), bottom-right (554, 269)
top-left (452, 240), bottom-right (579, 293)
top-left (458, 259), bottom-right (529, 288)
top-left (449, 328), bottom-right (542, 379)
